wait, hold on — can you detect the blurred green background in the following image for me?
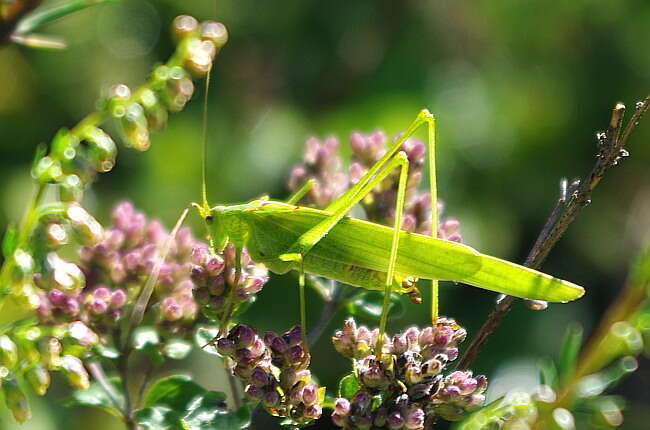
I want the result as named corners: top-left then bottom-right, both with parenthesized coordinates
top-left (1, 0), bottom-right (649, 428)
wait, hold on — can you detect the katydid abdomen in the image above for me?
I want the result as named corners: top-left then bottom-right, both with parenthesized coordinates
top-left (240, 201), bottom-right (584, 303)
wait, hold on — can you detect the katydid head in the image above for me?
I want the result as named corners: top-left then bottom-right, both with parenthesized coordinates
top-left (205, 203), bottom-right (257, 251)
top-left (205, 206), bottom-right (229, 252)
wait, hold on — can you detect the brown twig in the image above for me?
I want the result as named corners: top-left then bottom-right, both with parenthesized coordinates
top-left (0, 0), bottom-right (41, 44)
top-left (458, 95), bottom-right (650, 370)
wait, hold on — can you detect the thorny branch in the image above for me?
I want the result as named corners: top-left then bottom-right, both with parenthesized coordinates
top-left (458, 95), bottom-right (650, 370)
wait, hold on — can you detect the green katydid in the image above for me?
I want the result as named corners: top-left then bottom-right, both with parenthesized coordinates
top-left (189, 108), bottom-right (584, 347)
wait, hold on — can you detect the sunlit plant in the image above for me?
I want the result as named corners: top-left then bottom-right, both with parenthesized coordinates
top-left (0, 2), bottom-right (649, 430)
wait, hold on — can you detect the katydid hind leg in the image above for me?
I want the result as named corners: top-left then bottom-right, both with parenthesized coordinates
top-left (423, 111), bottom-right (440, 324)
top-left (298, 262), bottom-right (308, 349)
top-left (376, 152), bottom-right (410, 354)
top-left (287, 178), bottom-right (316, 206)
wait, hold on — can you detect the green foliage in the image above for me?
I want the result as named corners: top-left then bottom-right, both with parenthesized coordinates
top-left (345, 291), bottom-right (404, 321)
top-left (193, 325), bottom-right (220, 355)
top-left (337, 373), bottom-right (360, 400)
top-left (15, 0), bottom-right (118, 36)
top-left (142, 375), bottom-right (205, 410)
top-left (136, 375), bottom-right (252, 430)
top-left (66, 377), bottom-right (124, 417)
top-left (558, 324), bottom-right (583, 384)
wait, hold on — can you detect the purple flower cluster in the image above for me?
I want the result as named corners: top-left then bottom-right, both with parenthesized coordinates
top-left (191, 243), bottom-right (268, 321)
top-left (217, 324), bottom-right (323, 426)
top-left (331, 318), bottom-right (486, 428)
top-left (0, 320), bottom-right (98, 422)
top-left (429, 370), bottom-right (488, 421)
top-left (288, 136), bottom-right (349, 208)
top-left (333, 393), bottom-right (426, 430)
top-left (81, 201), bottom-right (199, 336)
top-left (33, 202), bottom-right (202, 339)
top-left (287, 131), bottom-right (462, 241)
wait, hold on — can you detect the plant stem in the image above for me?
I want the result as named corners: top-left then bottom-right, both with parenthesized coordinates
top-left (87, 360), bottom-right (125, 413)
top-left (117, 354), bottom-right (135, 430)
top-left (224, 359), bottom-right (242, 410)
top-left (458, 96), bottom-right (650, 370)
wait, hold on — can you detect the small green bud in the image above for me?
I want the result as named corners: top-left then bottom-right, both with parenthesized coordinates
top-left (44, 338), bottom-right (62, 369)
top-left (67, 321), bottom-right (99, 348)
top-left (107, 84), bottom-right (132, 118)
top-left (66, 204), bottom-right (104, 246)
top-left (59, 174), bottom-right (84, 202)
top-left (183, 38), bottom-right (216, 76)
top-left (50, 128), bottom-right (79, 163)
top-left (166, 73), bottom-right (194, 112)
top-left (120, 103), bottom-right (150, 151)
top-left (60, 355), bottom-right (90, 390)
top-left (10, 281), bottom-right (41, 311)
top-left (0, 336), bottom-right (18, 369)
top-left (43, 253), bottom-right (85, 293)
top-left (44, 223), bottom-right (69, 248)
top-left (13, 327), bottom-right (41, 364)
top-left (32, 155), bottom-right (63, 183)
top-left (138, 88), bottom-right (168, 131)
top-left (200, 21), bottom-right (228, 48)
top-left (83, 127), bottom-right (117, 172)
top-left (172, 14), bottom-right (199, 39)
top-left (12, 249), bottom-right (34, 279)
top-left (2, 377), bottom-right (31, 423)
top-left (25, 364), bottom-right (50, 396)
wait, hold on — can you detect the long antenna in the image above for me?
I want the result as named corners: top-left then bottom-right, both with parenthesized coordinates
top-left (201, 67), bottom-right (211, 211)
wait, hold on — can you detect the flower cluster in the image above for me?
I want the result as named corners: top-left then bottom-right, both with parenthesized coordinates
top-left (78, 201), bottom-right (200, 336)
top-left (0, 13), bottom-right (230, 424)
top-left (331, 318), bottom-right (487, 429)
top-left (191, 243), bottom-right (268, 321)
top-left (4, 13), bottom-right (226, 314)
top-left (0, 320), bottom-right (98, 422)
top-left (288, 136), bottom-right (349, 208)
top-left (217, 324), bottom-right (323, 426)
top-left (287, 131), bottom-right (462, 241)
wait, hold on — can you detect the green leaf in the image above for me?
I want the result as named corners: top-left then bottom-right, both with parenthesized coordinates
top-left (451, 392), bottom-right (536, 430)
top-left (134, 406), bottom-right (183, 429)
top-left (2, 225), bottom-right (17, 259)
top-left (194, 325), bottom-right (221, 355)
top-left (10, 33), bottom-right (66, 50)
top-left (15, 0), bottom-right (118, 36)
top-left (574, 356), bottom-right (638, 399)
top-left (581, 395), bottom-right (626, 428)
top-left (338, 373), bottom-right (360, 400)
top-left (558, 323), bottom-right (583, 383)
top-left (630, 245), bottom-right (650, 287)
top-left (133, 326), bottom-right (160, 350)
top-left (183, 392), bottom-right (252, 430)
top-left (65, 377), bottom-right (123, 417)
top-left (143, 375), bottom-right (206, 411)
top-left (133, 326), bottom-right (164, 365)
top-left (94, 344), bottom-right (119, 359)
top-left (346, 291), bottom-right (403, 321)
top-left (163, 339), bottom-right (193, 360)
top-left (538, 357), bottom-right (559, 389)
